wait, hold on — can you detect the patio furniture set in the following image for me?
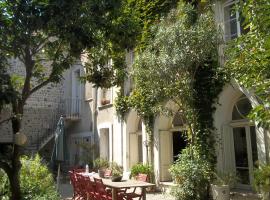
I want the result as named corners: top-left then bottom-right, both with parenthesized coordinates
top-left (69, 169), bottom-right (155, 200)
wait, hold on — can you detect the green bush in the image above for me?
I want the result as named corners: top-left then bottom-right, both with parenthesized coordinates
top-left (169, 147), bottom-right (211, 200)
top-left (253, 164), bottom-right (270, 193)
top-left (0, 155), bottom-right (60, 200)
top-left (130, 163), bottom-right (153, 181)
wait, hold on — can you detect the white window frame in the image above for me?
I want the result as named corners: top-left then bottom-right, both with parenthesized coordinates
top-left (229, 120), bottom-right (258, 189)
top-left (223, 0), bottom-right (242, 41)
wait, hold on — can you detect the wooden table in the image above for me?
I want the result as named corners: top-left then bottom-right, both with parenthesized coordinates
top-left (78, 172), bottom-right (155, 200)
top-left (102, 179), bottom-right (155, 200)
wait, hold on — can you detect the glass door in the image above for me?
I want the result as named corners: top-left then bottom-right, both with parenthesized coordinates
top-left (233, 126), bottom-right (258, 186)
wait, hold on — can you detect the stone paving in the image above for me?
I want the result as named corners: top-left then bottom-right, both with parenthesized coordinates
top-left (59, 183), bottom-right (175, 200)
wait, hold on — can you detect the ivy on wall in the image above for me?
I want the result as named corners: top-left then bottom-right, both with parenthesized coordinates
top-left (115, 0), bottom-right (228, 165)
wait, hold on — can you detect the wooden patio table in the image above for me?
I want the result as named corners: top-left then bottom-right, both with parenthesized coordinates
top-left (102, 178), bottom-right (155, 200)
top-left (78, 172), bottom-right (155, 200)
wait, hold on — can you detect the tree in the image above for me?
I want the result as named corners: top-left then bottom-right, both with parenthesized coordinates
top-left (225, 0), bottom-right (270, 129)
top-left (0, 1), bottom-right (135, 199)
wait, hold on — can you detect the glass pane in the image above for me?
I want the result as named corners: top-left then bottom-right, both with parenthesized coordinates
top-left (224, 4), bottom-right (237, 40)
top-left (233, 127), bottom-right (248, 167)
top-left (250, 126), bottom-right (258, 166)
top-left (233, 127), bottom-right (250, 184)
top-left (232, 97), bottom-right (252, 120)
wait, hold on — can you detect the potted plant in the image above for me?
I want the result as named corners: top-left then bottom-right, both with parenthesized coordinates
top-left (93, 158), bottom-right (109, 178)
top-left (110, 162), bottom-right (123, 182)
top-left (211, 172), bottom-right (236, 200)
top-left (253, 164), bottom-right (270, 200)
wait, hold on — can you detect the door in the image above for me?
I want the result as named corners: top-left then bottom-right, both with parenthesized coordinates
top-left (232, 126), bottom-right (258, 186)
top-left (159, 130), bottom-right (173, 181)
top-left (100, 129), bottom-right (110, 160)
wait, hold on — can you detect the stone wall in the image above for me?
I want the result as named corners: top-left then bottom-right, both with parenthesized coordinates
top-left (0, 58), bottom-right (65, 147)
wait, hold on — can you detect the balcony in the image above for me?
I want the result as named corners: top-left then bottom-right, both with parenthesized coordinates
top-left (62, 98), bottom-right (82, 120)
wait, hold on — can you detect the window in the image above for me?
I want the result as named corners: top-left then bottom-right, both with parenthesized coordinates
top-left (230, 95), bottom-right (258, 187)
top-left (100, 88), bottom-right (111, 106)
top-left (223, 0), bottom-right (247, 41)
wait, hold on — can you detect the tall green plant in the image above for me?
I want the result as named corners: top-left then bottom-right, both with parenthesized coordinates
top-left (130, 0), bottom-right (225, 163)
top-left (169, 147), bottom-right (212, 200)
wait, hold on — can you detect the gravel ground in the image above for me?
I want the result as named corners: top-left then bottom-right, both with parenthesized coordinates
top-left (59, 183), bottom-right (175, 200)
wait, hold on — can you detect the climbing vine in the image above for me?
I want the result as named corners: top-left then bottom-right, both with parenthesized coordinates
top-left (115, 1), bottom-right (228, 165)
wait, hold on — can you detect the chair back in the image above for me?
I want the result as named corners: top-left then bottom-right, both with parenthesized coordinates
top-left (69, 171), bottom-right (81, 197)
top-left (84, 176), bottom-right (96, 199)
top-left (94, 177), bottom-right (107, 194)
top-left (136, 173), bottom-right (148, 182)
top-left (76, 174), bottom-right (88, 198)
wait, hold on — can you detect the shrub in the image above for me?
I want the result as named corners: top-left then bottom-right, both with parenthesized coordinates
top-left (130, 163), bottom-right (153, 181)
top-left (169, 147), bottom-right (211, 200)
top-left (0, 155), bottom-right (60, 200)
top-left (253, 164), bottom-right (270, 193)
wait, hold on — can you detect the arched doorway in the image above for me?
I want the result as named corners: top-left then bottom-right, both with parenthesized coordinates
top-left (171, 112), bottom-right (188, 161)
top-left (129, 118), bottom-right (143, 168)
top-left (158, 111), bottom-right (188, 181)
top-left (230, 95), bottom-right (258, 187)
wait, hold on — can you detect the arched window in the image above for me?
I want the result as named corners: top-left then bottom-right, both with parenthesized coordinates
top-left (232, 95), bottom-right (252, 120)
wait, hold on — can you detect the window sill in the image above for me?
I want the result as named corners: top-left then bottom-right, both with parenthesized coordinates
top-left (98, 103), bottom-right (113, 110)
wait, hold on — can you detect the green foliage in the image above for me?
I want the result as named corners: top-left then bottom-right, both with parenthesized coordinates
top-left (110, 162), bottom-right (123, 177)
top-left (225, 0), bottom-right (270, 129)
top-left (114, 92), bottom-right (131, 119)
top-left (0, 169), bottom-right (9, 199)
top-left (169, 147), bottom-right (211, 200)
top-left (93, 158), bottom-right (110, 170)
top-left (0, 155), bottom-right (60, 200)
top-left (130, 163), bottom-right (153, 179)
top-left (130, 0), bottom-right (226, 164)
top-left (212, 172), bottom-right (237, 187)
top-left (253, 164), bottom-right (270, 193)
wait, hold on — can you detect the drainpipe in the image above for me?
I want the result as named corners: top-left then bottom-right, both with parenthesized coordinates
top-left (92, 86), bottom-right (98, 159)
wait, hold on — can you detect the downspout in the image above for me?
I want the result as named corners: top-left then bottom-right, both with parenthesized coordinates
top-left (93, 86), bottom-right (98, 159)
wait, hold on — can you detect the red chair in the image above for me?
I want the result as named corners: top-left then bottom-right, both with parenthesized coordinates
top-left (94, 178), bottom-right (125, 200)
top-left (84, 176), bottom-right (96, 200)
top-left (76, 174), bottom-right (88, 200)
top-left (69, 171), bottom-right (83, 200)
top-left (121, 174), bottom-right (149, 200)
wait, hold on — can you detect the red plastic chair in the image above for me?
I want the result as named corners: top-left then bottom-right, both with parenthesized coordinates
top-left (84, 176), bottom-right (96, 200)
top-left (122, 173), bottom-right (149, 200)
top-left (76, 174), bottom-right (88, 200)
top-left (94, 178), bottom-right (125, 200)
top-left (69, 171), bottom-right (83, 200)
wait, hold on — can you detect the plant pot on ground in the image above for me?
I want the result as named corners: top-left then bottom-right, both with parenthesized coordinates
top-left (211, 172), bottom-right (236, 200)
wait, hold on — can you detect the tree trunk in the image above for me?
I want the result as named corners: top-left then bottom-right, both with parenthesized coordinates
top-left (10, 147), bottom-right (22, 200)
top-left (9, 104), bottom-right (23, 200)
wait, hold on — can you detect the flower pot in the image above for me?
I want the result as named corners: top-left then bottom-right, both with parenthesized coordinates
top-left (98, 169), bottom-right (105, 178)
top-left (111, 176), bottom-right (122, 182)
top-left (211, 184), bottom-right (230, 200)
